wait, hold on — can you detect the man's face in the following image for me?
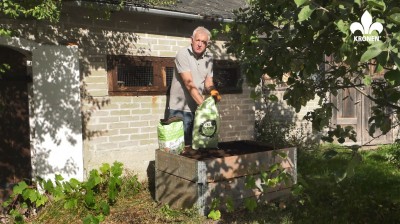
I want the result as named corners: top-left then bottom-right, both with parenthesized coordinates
top-left (191, 32), bottom-right (209, 57)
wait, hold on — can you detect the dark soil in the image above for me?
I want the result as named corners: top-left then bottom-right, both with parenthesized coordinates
top-left (181, 140), bottom-right (275, 160)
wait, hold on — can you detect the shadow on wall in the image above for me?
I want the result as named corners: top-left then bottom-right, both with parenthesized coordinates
top-left (1, 1), bottom-right (235, 196)
top-left (256, 89), bottom-right (320, 148)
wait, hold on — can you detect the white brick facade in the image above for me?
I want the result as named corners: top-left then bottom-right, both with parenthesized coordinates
top-left (0, 5), bottom-right (255, 180)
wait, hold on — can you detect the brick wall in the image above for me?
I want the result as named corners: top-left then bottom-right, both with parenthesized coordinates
top-left (0, 5), bottom-right (255, 180)
top-left (255, 89), bottom-right (321, 143)
top-left (83, 33), bottom-right (255, 179)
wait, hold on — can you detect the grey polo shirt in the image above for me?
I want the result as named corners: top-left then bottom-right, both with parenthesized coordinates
top-left (169, 46), bottom-right (213, 112)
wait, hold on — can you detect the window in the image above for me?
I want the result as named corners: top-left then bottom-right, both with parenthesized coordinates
top-left (213, 60), bottom-right (242, 94)
top-left (107, 55), bottom-right (175, 96)
top-left (107, 56), bottom-right (243, 95)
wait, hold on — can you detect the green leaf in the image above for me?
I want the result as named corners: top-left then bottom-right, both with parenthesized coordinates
top-left (222, 23), bottom-right (231, 33)
top-left (384, 70), bottom-right (400, 86)
top-left (363, 75), bottom-right (372, 86)
top-left (375, 63), bottom-right (384, 73)
top-left (388, 13), bottom-right (400, 24)
top-left (100, 201), bottom-right (110, 215)
top-left (354, 0), bottom-right (361, 6)
top-left (36, 194), bottom-right (48, 207)
top-left (298, 5), bottom-right (315, 22)
top-left (391, 53), bottom-right (400, 69)
top-left (335, 20), bottom-right (348, 34)
top-left (42, 179), bottom-right (54, 192)
top-left (100, 163), bottom-right (111, 175)
top-left (22, 188), bottom-right (32, 200)
top-left (96, 214), bottom-right (105, 222)
top-left (84, 190), bottom-right (96, 208)
top-left (244, 198), bottom-right (258, 212)
top-left (360, 42), bottom-right (384, 62)
top-left (225, 197), bottom-right (235, 213)
top-left (55, 174), bottom-right (64, 182)
top-left (269, 163), bottom-right (280, 173)
top-left (28, 189), bottom-right (39, 202)
top-left (268, 94), bottom-right (279, 102)
top-left (273, 151), bottom-right (288, 159)
top-left (64, 198), bottom-right (78, 209)
top-left (13, 181), bottom-right (28, 195)
top-left (83, 215), bottom-right (100, 224)
top-left (367, 0), bottom-right (386, 11)
top-left (68, 178), bottom-right (81, 190)
top-left (208, 210), bottom-right (221, 221)
top-left (250, 89), bottom-right (262, 100)
top-left (111, 161), bottom-right (123, 177)
top-left (245, 175), bottom-right (256, 189)
top-left (294, 0), bottom-right (308, 7)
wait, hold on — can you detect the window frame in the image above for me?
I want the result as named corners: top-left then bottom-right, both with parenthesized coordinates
top-left (213, 60), bottom-right (243, 94)
top-left (107, 55), bottom-right (175, 96)
top-left (107, 56), bottom-right (243, 96)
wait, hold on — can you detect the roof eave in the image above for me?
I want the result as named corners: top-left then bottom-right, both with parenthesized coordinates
top-left (67, 0), bottom-right (234, 23)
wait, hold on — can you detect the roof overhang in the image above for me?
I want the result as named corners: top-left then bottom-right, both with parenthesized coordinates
top-left (66, 0), bottom-right (234, 23)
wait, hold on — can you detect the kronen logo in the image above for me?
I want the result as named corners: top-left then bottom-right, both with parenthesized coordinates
top-left (350, 11), bottom-right (383, 42)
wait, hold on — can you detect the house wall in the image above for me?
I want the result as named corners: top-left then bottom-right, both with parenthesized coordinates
top-left (0, 5), bottom-right (255, 180)
top-left (255, 88), bottom-right (321, 144)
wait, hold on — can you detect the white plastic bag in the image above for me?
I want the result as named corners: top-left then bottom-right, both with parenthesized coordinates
top-left (157, 116), bottom-right (185, 154)
top-left (192, 96), bottom-right (220, 149)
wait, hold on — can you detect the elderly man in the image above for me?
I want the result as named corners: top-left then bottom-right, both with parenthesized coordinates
top-left (168, 26), bottom-right (221, 146)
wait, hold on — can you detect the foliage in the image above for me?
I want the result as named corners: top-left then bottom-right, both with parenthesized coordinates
top-left (218, 144), bottom-right (400, 223)
top-left (207, 198), bottom-right (221, 221)
top-left (256, 113), bottom-right (296, 149)
top-left (1, 161), bottom-right (141, 223)
top-left (0, 0), bottom-right (177, 37)
top-left (243, 151), bottom-right (293, 212)
top-left (256, 109), bottom-right (319, 149)
top-left (288, 144), bottom-right (400, 223)
top-left (223, 0), bottom-right (400, 144)
top-left (0, 0), bottom-right (61, 25)
top-left (380, 142), bottom-right (400, 168)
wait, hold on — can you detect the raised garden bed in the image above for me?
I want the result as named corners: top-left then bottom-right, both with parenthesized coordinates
top-left (155, 140), bottom-right (297, 215)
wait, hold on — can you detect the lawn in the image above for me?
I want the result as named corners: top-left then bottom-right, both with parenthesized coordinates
top-left (7, 143), bottom-right (400, 223)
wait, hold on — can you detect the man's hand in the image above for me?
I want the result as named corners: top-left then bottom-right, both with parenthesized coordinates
top-left (210, 89), bottom-right (221, 103)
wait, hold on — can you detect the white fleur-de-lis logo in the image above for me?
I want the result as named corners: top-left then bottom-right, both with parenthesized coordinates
top-left (350, 11), bottom-right (383, 35)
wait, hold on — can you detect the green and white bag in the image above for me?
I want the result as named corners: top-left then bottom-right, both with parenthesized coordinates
top-left (157, 116), bottom-right (185, 154)
top-left (192, 96), bottom-right (220, 149)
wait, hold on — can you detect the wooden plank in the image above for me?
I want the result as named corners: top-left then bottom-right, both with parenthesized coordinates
top-left (155, 145), bottom-right (297, 215)
top-left (203, 150), bottom-right (273, 181)
top-left (205, 174), bottom-right (292, 213)
top-left (204, 147), bottom-right (296, 182)
top-left (156, 150), bottom-right (199, 182)
top-left (155, 170), bottom-right (198, 209)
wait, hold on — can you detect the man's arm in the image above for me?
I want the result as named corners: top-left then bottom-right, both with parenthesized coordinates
top-left (204, 76), bottom-right (214, 93)
top-left (180, 71), bottom-right (204, 105)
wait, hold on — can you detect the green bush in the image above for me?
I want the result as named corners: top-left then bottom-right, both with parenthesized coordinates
top-left (1, 161), bottom-right (141, 224)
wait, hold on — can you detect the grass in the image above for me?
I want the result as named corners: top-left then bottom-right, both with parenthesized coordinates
top-left (25, 144), bottom-right (400, 223)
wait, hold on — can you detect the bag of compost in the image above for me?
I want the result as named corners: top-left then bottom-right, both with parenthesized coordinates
top-left (192, 96), bottom-right (220, 149)
top-left (157, 116), bottom-right (185, 154)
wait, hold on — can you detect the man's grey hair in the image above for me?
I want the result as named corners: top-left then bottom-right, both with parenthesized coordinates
top-left (192, 26), bottom-right (211, 41)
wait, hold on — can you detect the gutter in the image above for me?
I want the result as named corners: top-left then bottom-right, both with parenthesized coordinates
top-left (68, 0), bottom-right (234, 23)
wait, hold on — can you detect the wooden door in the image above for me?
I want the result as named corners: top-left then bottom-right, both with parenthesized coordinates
top-left (331, 86), bottom-right (393, 146)
top-left (361, 86), bottom-right (393, 145)
top-left (0, 46), bottom-right (31, 201)
top-left (331, 87), bottom-right (363, 145)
